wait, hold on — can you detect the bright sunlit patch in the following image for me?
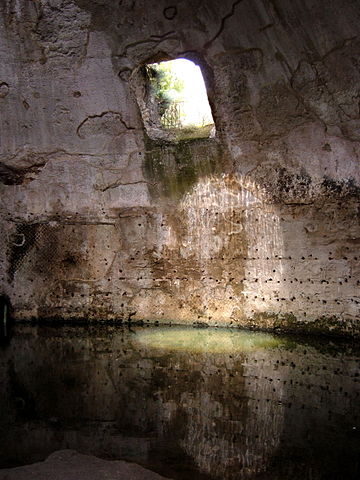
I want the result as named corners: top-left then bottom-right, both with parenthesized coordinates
top-left (134, 327), bottom-right (287, 354)
top-left (149, 58), bottom-right (214, 129)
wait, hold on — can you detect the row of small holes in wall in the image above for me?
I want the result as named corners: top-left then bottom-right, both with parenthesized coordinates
top-left (6, 227), bottom-right (358, 280)
top-left (7, 221), bottom-right (357, 255)
top-left (16, 262), bottom-right (359, 280)
top-left (107, 274), bottom-right (360, 286)
top-left (10, 291), bottom-right (359, 312)
top-left (9, 270), bottom-right (358, 287)
top-left (245, 295), bottom-right (359, 305)
top-left (122, 254), bottom-right (358, 261)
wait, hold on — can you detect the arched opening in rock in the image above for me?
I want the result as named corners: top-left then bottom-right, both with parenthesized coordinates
top-left (134, 58), bottom-right (215, 142)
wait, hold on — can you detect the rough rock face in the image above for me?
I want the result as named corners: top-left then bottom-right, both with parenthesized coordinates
top-left (0, 0), bottom-right (359, 335)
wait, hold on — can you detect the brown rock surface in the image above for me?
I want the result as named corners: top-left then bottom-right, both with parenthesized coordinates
top-left (0, 0), bottom-right (359, 336)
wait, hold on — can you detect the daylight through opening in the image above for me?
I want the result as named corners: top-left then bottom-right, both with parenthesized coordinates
top-left (146, 58), bottom-right (215, 139)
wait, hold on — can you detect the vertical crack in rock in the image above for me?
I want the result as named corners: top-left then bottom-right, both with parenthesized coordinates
top-left (204, 0), bottom-right (244, 49)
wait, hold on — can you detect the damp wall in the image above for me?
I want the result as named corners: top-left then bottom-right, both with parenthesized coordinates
top-left (0, 0), bottom-right (360, 336)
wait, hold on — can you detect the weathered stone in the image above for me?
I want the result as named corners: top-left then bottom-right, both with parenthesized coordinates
top-left (0, 0), bottom-right (359, 336)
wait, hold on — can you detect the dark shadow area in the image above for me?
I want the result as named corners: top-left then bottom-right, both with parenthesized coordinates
top-left (0, 295), bottom-right (13, 346)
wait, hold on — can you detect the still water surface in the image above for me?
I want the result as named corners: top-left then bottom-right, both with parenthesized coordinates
top-left (0, 324), bottom-right (359, 479)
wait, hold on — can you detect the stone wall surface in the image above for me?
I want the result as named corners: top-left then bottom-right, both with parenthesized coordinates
top-left (0, 0), bottom-right (360, 335)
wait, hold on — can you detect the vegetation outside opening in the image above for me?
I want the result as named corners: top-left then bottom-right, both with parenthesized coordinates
top-left (146, 58), bottom-right (215, 140)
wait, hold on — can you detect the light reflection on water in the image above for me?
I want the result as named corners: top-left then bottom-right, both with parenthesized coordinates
top-left (135, 327), bottom-right (287, 353)
top-left (0, 324), bottom-right (359, 480)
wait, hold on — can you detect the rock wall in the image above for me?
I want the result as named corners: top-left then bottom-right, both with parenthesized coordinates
top-left (0, 0), bottom-right (360, 335)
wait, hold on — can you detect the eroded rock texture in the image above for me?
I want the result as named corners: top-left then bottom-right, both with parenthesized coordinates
top-left (0, 0), bottom-right (359, 335)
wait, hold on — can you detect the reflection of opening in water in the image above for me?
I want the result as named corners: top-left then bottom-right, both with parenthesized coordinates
top-left (0, 325), bottom-right (359, 480)
top-left (135, 327), bottom-right (287, 353)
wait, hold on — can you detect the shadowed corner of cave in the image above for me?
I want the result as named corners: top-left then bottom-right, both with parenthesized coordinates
top-left (0, 294), bottom-right (13, 346)
top-left (0, 0), bottom-right (360, 479)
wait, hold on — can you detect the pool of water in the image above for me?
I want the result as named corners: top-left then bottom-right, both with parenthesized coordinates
top-left (0, 324), bottom-right (359, 479)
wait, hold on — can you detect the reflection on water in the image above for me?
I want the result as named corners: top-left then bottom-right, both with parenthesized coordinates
top-left (0, 325), bottom-right (359, 480)
top-left (135, 327), bottom-right (287, 353)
